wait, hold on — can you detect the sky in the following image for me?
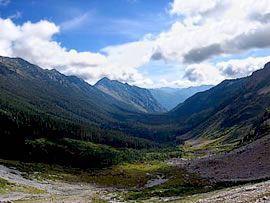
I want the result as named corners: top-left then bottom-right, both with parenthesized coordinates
top-left (0, 0), bottom-right (270, 88)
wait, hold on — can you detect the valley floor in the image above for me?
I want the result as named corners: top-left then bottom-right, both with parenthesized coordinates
top-left (1, 160), bottom-right (270, 203)
top-left (0, 162), bottom-right (270, 203)
top-left (1, 134), bottom-right (270, 202)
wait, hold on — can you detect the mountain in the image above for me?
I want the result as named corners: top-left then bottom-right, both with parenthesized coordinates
top-left (0, 56), bottom-right (171, 144)
top-left (0, 56), bottom-right (137, 126)
top-left (165, 62), bottom-right (270, 150)
top-left (125, 61), bottom-right (270, 151)
top-left (95, 77), bottom-right (166, 113)
top-left (2, 55), bottom-right (270, 168)
top-left (0, 56), bottom-right (165, 167)
top-left (149, 85), bottom-right (213, 110)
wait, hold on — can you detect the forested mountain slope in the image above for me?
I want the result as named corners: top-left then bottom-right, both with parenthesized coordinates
top-left (95, 77), bottom-right (166, 113)
top-left (0, 56), bottom-right (142, 125)
top-left (169, 62), bottom-right (270, 145)
top-left (0, 56), bottom-right (168, 167)
top-left (125, 62), bottom-right (270, 147)
top-left (1, 55), bottom-right (270, 167)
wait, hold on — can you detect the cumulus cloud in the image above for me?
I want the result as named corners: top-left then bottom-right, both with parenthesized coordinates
top-left (184, 63), bottom-right (225, 84)
top-left (227, 25), bottom-right (270, 51)
top-left (101, 39), bottom-right (155, 69)
top-left (170, 0), bottom-right (221, 17)
top-left (217, 56), bottom-right (270, 78)
top-left (151, 51), bottom-right (165, 61)
top-left (153, 0), bottom-right (270, 65)
top-left (181, 56), bottom-right (270, 86)
top-left (249, 12), bottom-right (270, 24)
top-left (0, 17), bottom-right (152, 86)
top-left (183, 25), bottom-right (270, 64)
top-left (1, 0), bottom-right (270, 88)
top-left (156, 63), bottom-right (226, 88)
top-left (183, 44), bottom-right (222, 64)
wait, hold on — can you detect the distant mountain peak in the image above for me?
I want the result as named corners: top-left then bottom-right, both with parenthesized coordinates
top-left (95, 77), bottom-right (122, 86)
top-left (95, 77), bottom-right (166, 113)
top-left (149, 85), bottom-right (214, 110)
top-left (98, 77), bottom-right (110, 82)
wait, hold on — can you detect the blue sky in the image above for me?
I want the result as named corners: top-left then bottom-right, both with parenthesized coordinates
top-left (0, 0), bottom-right (270, 88)
top-left (1, 0), bottom-right (173, 52)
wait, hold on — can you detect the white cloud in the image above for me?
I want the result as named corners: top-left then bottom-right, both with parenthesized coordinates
top-left (0, 18), bottom-right (20, 56)
top-left (217, 56), bottom-right (270, 78)
top-left (153, 0), bottom-right (270, 64)
top-left (170, 0), bottom-right (221, 17)
top-left (1, 0), bottom-right (270, 88)
top-left (102, 39), bottom-right (155, 68)
top-left (184, 63), bottom-right (225, 84)
top-left (0, 18), bottom-right (149, 86)
top-left (140, 0), bottom-right (270, 86)
top-left (180, 56), bottom-right (270, 86)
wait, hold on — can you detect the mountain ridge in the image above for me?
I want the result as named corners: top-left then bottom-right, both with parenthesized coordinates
top-left (168, 63), bottom-right (270, 151)
top-left (1, 55), bottom-right (270, 165)
top-left (95, 77), bottom-right (167, 113)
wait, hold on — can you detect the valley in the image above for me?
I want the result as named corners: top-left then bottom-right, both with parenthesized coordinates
top-left (1, 56), bottom-right (270, 202)
top-left (1, 0), bottom-right (270, 201)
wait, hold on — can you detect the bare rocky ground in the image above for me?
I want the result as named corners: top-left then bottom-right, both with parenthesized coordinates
top-left (165, 133), bottom-right (270, 202)
top-left (168, 133), bottom-right (270, 182)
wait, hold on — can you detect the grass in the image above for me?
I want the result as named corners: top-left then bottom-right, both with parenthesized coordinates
top-left (0, 177), bottom-right (15, 194)
top-left (122, 165), bottom-right (218, 201)
top-left (64, 161), bottom-right (221, 201)
top-left (181, 132), bottom-right (240, 159)
top-left (76, 161), bottom-right (170, 189)
top-left (90, 192), bottom-right (109, 203)
top-left (180, 123), bottom-right (249, 159)
top-left (0, 177), bottom-right (46, 195)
